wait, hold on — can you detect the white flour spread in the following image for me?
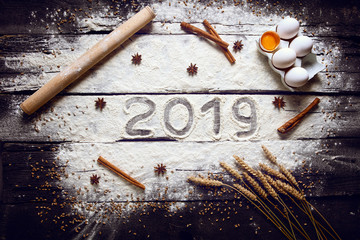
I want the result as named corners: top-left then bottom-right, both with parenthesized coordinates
top-left (2, 0), bottom-right (345, 231)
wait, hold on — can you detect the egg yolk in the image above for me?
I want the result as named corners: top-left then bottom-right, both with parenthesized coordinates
top-left (261, 31), bottom-right (280, 51)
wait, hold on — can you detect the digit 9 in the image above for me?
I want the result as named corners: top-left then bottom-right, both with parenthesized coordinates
top-left (232, 97), bottom-right (257, 138)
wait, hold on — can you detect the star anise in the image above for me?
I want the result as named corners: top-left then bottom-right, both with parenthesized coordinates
top-left (273, 96), bottom-right (286, 109)
top-left (90, 174), bottom-right (100, 185)
top-left (154, 163), bottom-right (167, 176)
top-left (95, 97), bottom-right (106, 110)
top-left (233, 40), bottom-right (244, 52)
top-left (187, 63), bottom-right (198, 76)
top-left (131, 53), bottom-right (142, 65)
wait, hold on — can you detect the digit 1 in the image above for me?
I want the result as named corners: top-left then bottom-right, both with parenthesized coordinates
top-left (232, 97), bottom-right (257, 137)
top-left (201, 98), bottom-right (221, 135)
top-left (125, 97), bottom-right (156, 136)
top-left (164, 98), bottom-right (194, 136)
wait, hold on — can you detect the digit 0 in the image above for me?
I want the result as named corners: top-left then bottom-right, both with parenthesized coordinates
top-left (164, 98), bottom-right (194, 136)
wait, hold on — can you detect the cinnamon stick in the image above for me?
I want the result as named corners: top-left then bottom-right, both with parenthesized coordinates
top-left (180, 22), bottom-right (229, 49)
top-left (97, 156), bottom-right (145, 190)
top-left (203, 20), bottom-right (236, 64)
top-left (277, 97), bottom-right (320, 134)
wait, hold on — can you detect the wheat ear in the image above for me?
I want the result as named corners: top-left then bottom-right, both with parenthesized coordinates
top-left (279, 165), bottom-right (299, 188)
top-left (233, 184), bottom-right (257, 201)
top-left (276, 180), bottom-right (305, 200)
top-left (220, 162), bottom-right (243, 181)
top-left (243, 172), bottom-right (268, 199)
top-left (233, 155), bottom-right (257, 176)
top-left (187, 176), bottom-right (223, 187)
top-left (261, 145), bottom-right (278, 165)
top-left (257, 170), bottom-right (279, 200)
top-left (265, 174), bottom-right (287, 195)
top-left (261, 146), bottom-right (299, 188)
top-left (259, 163), bottom-right (287, 181)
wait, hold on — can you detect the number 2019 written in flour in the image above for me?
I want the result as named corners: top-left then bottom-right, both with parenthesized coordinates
top-left (123, 96), bottom-right (257, 139)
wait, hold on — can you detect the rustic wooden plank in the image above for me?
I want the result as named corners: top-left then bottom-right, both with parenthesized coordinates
top-left (1, 196), bottom-right (359, 240)
top-left (0, 31), bottom-right (357, 70)
top-left (1, 22), bottom-right (359, 42)
top-left (2, 139), bottom-right (359, 204)
top-left (1, 145), bottom-right (62, 204)
top-left (0, 0), bottom-right (359, 35)
top-left (0, 0), bottom-right (148, 35)
top-left (1, 34), bottom-right (358, 93)
top-left (0, 142), bottom-right (3, 201)
top-left (0, 27), bottom-right (354, 54)
top-left (1, 141), bottom-right (359, 238)
top-left (0, 94), bottom-right (358, 142)
top-left (2, 143), bottom-right (61, 152)
top-left (1, 138), bottom-right (359, 238)
top-left (1, 139), bottom-right (360, 238)
top-left (2, 70), bottom-right (358, 94)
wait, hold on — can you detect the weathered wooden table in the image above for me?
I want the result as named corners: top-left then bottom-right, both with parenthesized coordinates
top-left (1, 0), bottom-right (359, 239)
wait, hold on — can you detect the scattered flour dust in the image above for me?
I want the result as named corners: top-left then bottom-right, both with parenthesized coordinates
top-left (11, 0), bottom-right (333, 230)
top-left (55, 140), bottom-right (318, 223)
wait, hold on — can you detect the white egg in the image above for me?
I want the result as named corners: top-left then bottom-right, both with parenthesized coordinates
top-left (284, 67), bottom-right (309, 87)
top-left (276, 18), bottom-right (299, 40)
top-left (289, 36), bottom-right (313, 57)
top-left (272, 48), bottom-right (296, 69)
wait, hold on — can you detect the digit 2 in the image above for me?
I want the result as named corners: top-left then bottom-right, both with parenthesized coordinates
top-left (125, 97), bottom-right (156, 136)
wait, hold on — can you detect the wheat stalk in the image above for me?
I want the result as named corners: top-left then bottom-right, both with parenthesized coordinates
top-left (233, 155), bottom-right (257, 176)
top-left (243, 172), bottom-right (268, 199)
top-left (187, 176), bottom-right (223, 187)
top-left (266, 174), bottom-right (313, 240)
top-left (276, 180), bottom-right (305, 201)
top-left (233, 184), bottom-right (257, 201)
top-left (232, 183), bottom-right (296, 239)
top-left (261, 145), bottom-right (278, 165)
top-left (259, 163), bottom-right (287, 181)
top-left (220, 162), bottom-right (242, 181)
top-left (261, 150), bottom-right (332, 239)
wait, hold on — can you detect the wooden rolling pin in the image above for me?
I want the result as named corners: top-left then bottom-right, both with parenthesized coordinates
top-left (20, 6), bottom-right (156, 115)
